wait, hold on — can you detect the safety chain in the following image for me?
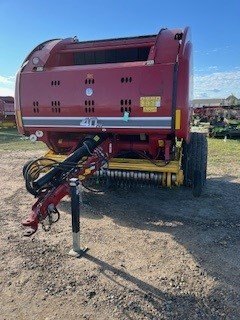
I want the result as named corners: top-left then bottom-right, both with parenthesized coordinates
top-left (39, 205), bottom-right (60, 232)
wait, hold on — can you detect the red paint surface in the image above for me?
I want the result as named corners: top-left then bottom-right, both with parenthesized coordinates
top-left (16, 27), bottom-right (192, 153)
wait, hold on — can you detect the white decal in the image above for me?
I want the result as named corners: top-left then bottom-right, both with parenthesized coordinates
top-left (35, 130), bottom-right (43, 137)
top-left (80, 117), bottom-right (98, 127)
top-left (29, 134), bottom-right (37, 142)
top-left (86, 88), bottom-right (93, 96)
top-left (109, 143), bottom-right (112, 154)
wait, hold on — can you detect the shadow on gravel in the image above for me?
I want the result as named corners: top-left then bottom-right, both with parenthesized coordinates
top-left (80, 176), bottom-right (240, 290)
top-left (7, 174), bottom-right (240, 294)
top-left (3, 173), bottom-right (239, 318)
top-left (82, 249), bottom-right (240, 318)
top-left (83, 252), bottom-right (226, 318)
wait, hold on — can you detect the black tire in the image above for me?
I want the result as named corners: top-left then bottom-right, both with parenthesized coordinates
top-left (192, 170), bottom-right (203, 197)
top-left (182, 133), bottom-right (208, 197)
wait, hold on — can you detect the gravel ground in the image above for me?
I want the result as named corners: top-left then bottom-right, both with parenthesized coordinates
top-left (0, 143), bottom-right (240, 320)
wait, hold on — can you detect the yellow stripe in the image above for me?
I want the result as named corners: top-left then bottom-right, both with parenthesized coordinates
top-left (175, 109), bottom-right (181, 130)
top-left (16, 110), bottom-right (23, 128)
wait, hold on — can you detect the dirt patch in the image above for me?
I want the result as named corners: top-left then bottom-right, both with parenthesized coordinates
top-left (0, 141), bottom-right (240, 319)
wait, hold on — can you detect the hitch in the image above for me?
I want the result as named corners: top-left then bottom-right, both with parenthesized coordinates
top-left (22, 136), bottom-right (113, 236)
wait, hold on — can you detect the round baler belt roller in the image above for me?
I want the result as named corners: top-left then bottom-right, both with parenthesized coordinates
top-left (94, 169), bottom-right (183, 187)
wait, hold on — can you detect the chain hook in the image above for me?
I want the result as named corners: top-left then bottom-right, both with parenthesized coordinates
top-left (39, 205), bottom-right (60, 232)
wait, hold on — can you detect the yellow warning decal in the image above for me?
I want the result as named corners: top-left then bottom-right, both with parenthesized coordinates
top-left (143, 106), bottom-right (157, 113)
top-left (140, 96), bottom-right (161, 107)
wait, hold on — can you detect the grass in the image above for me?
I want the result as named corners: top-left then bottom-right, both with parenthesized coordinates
top-left (207, 138), bottom-right (240, 166)
top-left (0, 128), bottom-right (46, 152)
top-left (0, 128), bottom-right (239, 167)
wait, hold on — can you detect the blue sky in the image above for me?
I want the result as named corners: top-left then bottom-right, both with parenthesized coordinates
top-left (0, 0), bottom-right (239, 98)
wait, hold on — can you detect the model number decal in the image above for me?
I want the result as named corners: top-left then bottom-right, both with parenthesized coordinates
top-left (80, 117), bottom-right (99, 127)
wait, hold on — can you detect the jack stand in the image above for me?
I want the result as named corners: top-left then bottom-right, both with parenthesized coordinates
top-left (68, 178), bottom-right (88, 258)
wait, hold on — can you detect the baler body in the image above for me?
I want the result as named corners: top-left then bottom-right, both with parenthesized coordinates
top-left (15, 28), bottom-right (192, 157)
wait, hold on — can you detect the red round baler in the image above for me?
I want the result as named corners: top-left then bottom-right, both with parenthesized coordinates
top-left (15, 27), bottom-right (207, 235)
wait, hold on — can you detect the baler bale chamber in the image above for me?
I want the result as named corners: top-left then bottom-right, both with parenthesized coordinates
top-left (15, 27), bottom-right (207, 235)
top-left (0, 96), bottom-right (15, 127)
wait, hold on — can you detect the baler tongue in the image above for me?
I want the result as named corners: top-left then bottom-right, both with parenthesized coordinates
top-left (22, 135), bottom-right (111, 236)
top-left (27, 134), bottom-right (107, 196)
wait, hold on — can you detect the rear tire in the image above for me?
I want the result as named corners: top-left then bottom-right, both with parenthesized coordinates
top-left (182, 133), bottom-right (208, 197)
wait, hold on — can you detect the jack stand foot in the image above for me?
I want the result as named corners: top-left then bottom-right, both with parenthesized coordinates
top-left (23, 227), bottom-right (38, 237)
top-left (68, 247), bottom-right (89, 258)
